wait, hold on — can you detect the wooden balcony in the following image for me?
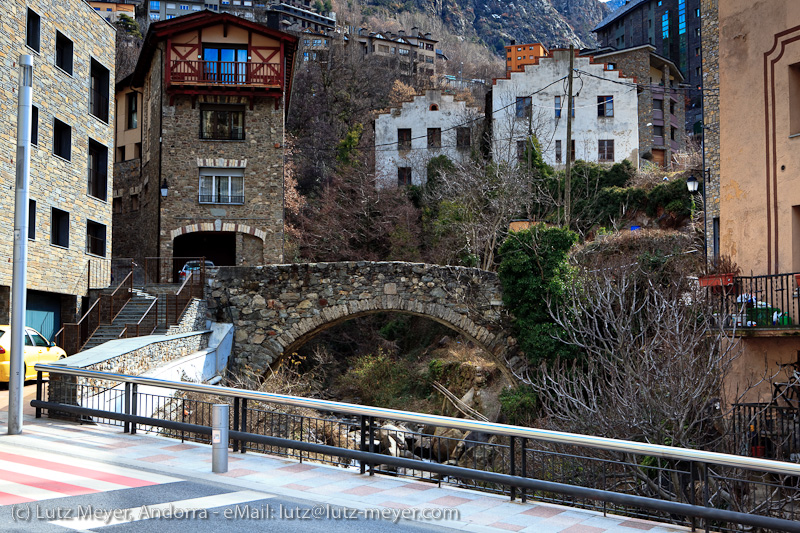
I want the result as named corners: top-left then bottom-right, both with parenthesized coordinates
top-left (167, 60), bottom-right (284, 104)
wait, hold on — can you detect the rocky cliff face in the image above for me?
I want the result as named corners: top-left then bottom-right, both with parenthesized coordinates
top-left (398, 0), bottom-right (610, 54)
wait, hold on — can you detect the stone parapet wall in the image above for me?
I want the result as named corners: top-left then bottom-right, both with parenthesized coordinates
top-left (206, 262), bottom-right (517, 376)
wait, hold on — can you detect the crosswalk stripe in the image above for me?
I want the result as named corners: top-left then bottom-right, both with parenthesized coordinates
top-left (50, 490), bottom-right (273, 530)
top-left (0, 459), bottom-right (138, 493)
top-left (0, 478), bottom-right (78, 502)
top-left (0, 452), bottom-right (162, 488)
top-left (0, 490), bottom-right (36, 506)
top-left (0, 469), bottom-right (99, 497)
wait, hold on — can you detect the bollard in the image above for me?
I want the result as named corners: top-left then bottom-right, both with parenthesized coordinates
top-left (211, 404), bottom-right (229, 473)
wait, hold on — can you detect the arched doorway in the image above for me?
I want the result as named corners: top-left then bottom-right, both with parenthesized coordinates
top-left (173, 231), bottom-right (236, 267)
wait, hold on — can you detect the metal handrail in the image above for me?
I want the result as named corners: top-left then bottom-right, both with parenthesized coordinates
top-left (34, 364), bottom-right (800, 477)
top-left (125, 298), bottom-right (159, 338)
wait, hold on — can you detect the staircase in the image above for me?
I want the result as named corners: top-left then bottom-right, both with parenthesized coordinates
top-left (81, 289), bottom-right (158, 350)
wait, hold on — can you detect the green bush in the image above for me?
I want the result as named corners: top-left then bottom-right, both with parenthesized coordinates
top-left (499, 386), bottom-right (538, 425)
top-left (337, 350), bottom-right (430, 408)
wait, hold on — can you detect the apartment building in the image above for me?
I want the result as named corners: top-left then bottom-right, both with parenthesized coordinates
top-left (112, 11), bottom-right (296, 271)
top-left (88, 1), bottom-right (136, 23)
top-left (374, 90), bottom-right (481, 187)
top-left (0, 0), bottom-right (115, 339)
top-left (504, 42), bottom-right (548, 76)
top-left (355, 28), bottom-right (437, 78)
top-left (593, 0), bottom-right (703, 133)
top-left (707, 0), bottom-right (800, 403)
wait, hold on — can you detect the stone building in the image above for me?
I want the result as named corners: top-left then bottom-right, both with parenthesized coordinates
top-left (374, 90), bottom-right (482, 187)
top-left (113, 11), bottom-right (296, 273)
top-left (490, 49), bottom-right (643, 169)
top-left (588, 45), bottom-right (686, 167)
top-left (0, 0), bottom-right (115, 339)
top-left (593, 0), bottom-right (704, 134)
top-left (355, 28), bottom-right (437, 78)
top-left (711, 0), bottom-right (800, 401)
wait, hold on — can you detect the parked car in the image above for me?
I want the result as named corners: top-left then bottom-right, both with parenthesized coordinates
top-left (0, 325), bottom-right (67, 382)
top-left (178, 260), bottom-right (215, 281)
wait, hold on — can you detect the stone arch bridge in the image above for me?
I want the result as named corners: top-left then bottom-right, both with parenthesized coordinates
top-left (206, 262), bottom-right (520, 375)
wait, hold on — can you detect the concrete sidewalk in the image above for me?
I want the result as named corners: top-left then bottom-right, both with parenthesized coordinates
top-left (0, 411), bottom-right (690, 533)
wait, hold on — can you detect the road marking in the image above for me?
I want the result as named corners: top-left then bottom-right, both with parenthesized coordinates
top-left (50, 490), bottom-right (273, 530)
top-left (0, 447), bottom-right (179, 505)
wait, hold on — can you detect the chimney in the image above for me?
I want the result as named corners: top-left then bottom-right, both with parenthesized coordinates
top-left (424, 32), bottom-right (431, 39)
top-left (398, 30), bottom-right (405, 36)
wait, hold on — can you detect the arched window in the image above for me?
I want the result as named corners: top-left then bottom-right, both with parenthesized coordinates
top-left (429, 103), bottom-right (439, 111)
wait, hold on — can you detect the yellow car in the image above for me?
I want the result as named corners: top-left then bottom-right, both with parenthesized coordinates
top-left (0, 325), bottom-right (67, 382)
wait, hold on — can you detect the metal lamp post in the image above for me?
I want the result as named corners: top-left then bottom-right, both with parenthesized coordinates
top-left (9, 55), bottom-right (34, 435)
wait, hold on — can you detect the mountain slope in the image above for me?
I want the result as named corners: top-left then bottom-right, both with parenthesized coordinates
top-left (359, 0), bottom-right (610, 55)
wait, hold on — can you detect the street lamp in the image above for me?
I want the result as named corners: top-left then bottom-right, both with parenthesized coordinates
top-left (160, 179), bottom-right (169, 197)
top-left (686, 175), bottom-right (699, 193)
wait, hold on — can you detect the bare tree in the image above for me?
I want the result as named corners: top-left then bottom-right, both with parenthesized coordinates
top-left (424, 158), bottom-right (535, 270)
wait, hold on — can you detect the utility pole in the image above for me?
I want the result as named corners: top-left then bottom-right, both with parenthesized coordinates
top-left (9, 55), bottom-right (33, 435)
top-left (564, 45), bottom-right (575, 229)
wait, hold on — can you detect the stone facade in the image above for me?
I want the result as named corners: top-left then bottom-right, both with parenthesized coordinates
top-left (113, 12), bottom-right (295, 271)
top-left (374, 90), bottom-right (482, 187)
top-left (0, 0), bottom-right (115, 324)
top-left (591, 45), bottom-right (687, 167)
top-left (492, 50), bottom-right (641, 168)
top-left (205, 262), bottom-right (518, 376)
top-left (700, 0), bottom-right (719, 263)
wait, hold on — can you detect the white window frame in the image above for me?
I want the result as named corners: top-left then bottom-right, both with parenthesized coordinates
top-left (199, 168), bottom-right (245, 205)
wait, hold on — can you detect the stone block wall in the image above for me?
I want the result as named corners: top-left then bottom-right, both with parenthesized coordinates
top-left (701, 0), bottom-right (720, 264)
top-left (0, 0), bottom-right (115, 302)
top-left (205, 262), bottom-right (515, 377)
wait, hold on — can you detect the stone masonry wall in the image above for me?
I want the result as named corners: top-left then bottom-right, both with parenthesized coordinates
top-left (701, 0), bottom-right (720, 264)
top-left (205, 262), bottom-right (517, 376)
top-left (0, 0), bottom-right (115, 299)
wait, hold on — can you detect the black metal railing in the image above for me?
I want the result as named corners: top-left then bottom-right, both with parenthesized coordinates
top-left (34, 365), bottom-right (800, 533)
top-left (703, 271), bottom-right (800, 330)
top-left (198, 194), bottom-right (244, 204)
top-left (732, 403), bottom-right (800, 462)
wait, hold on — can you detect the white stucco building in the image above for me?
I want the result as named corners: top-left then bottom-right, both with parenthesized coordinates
top-left (491, 49), bottom-right (640, 168)
top-left (374, 90), bottom-right (482, 187)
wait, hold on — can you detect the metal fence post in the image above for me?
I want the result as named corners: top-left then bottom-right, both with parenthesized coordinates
top-left (35, 371), bottom-right (42, 419)
top-left (368, 416), bottom-right (375, 476)
top-left (130, 384), bottom-right (138, 435)
top-left (212, 404), bottom-right (229, 474)
top-left (521, 437), bottom-right (527, 503)
top-left (510, 436), bottom-right (516, 501)
top-left (359, 415), bottom-right (366, 475)
top-left (233, 397), bottom-right (240, 452)
top-left (240, 398), bottom-right (247, 454)
top-left (123, 382), bottom-right (131, 434)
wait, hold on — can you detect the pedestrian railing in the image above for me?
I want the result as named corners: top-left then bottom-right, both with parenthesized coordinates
top-left (33, 365), bottom-right (800, 533)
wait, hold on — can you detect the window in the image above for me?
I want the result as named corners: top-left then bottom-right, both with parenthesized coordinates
top-left (695, 66), bottom-right (701, 77)
top-left (653, 98), bottom-right (663, 111)
top-left (150, 0), bottom-right (160, 9)
top-left (662, 12), bottom-right (669, 40)
top-left (53, 119), bottom-right (71, 161)
top-left (456, 127), bottom-right (471, 149)
top-left (555, 140), bottom-right (562, 164)
top-left (696, 8), bottom-right (701, 17)
top-left (397, 128), bottom-right (411, 150)
top-left (429, 104), bottom-right (439, 111)
top-left (200, 106), bottom-right (244, 140)
top-left (51, 208), bottom-right (69, 248)
top-left (90, 59), bottom-right (110, 123)
top-left (671, 127), bottom-right (677, 141)
top-left (180, 4), bottom-right (189, 9)
top-left (555, 96), bottom-right (562, 118)
top-left (427, 128), bottom-right (441, 149)
top-left (607, 62), bottom-right (616, 70)
top-left (598, 140), bottom-right (615, 162)
top-left (670, 100), bottom-right (676, 115)
top-left (113, 198), bottom-right (121, 213)
top-left (203, 46), bottom-right (247, 83)
top-left (131, 193), bottom-right (140, 211)
top-left (55, 32), bottom-right (74, 75)
top-left (695, 47), bottom-right (701, 57)
top-left (126, 92), bottom-right (138, 129)
top-left (31, 105), bottom-right (38, 146)
top-left (570, 139), bottom-right (576, 162)
top-left (26, 9), bottom-right (40, 52)
top-left (86, 220), bottom-right (106, 257)
top-left (515, 96), bottom-right (531, 119)
top-left (199, 168), bottom-right (245, 204)
top-left (28, 200), bottom-right (36, 240)
top-left (790, 63), bottom-right (800, 135)
top-left (88, 139), bottom-right (108, 201)
top-left (516, 140), bottom-right (527, 162)
top-left (653, 125), bottom-right (664, 137)
top-left (150, 13), bottom-right (161, 21)
top-left (597, 96), bottom-right (614, 117)
top-left (398, 167), bottom-right (412, 186)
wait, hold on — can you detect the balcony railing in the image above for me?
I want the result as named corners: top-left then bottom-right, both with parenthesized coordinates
top-left (198, 194), bottom-right (244, 204)
top-left (170, 60), bottom-right (281, 87)
top-left (703, 271), bottom-right (800, 331)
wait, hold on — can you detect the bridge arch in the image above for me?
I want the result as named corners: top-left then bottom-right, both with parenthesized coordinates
top-left (207, 262), bottom-right (520, 375)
